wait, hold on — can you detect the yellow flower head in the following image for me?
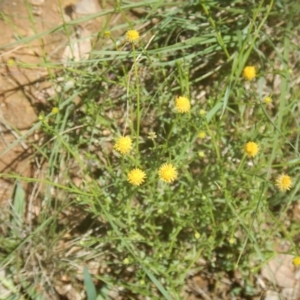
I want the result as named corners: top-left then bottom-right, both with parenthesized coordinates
top-left (244, 142), bottom-right (259, 158)
top-left (158, 163), bottom-right (178, 183)
top-left (229, 237), bottom-right (236, 245)
top-left (126, 30), bottom-right (140, 43)
top-left (123, 258), bottom-right (130, 265)
top-left (199, 109), bottom-right (206, 116)
top-left (104, 31), bottom-right (111, 38)
top-left (243, 66), bottom-right (256, 81)
top-left (52, 107), bottom-right (59, 114)
top-left (148, 131), bottom-right (157, 140)
top-left (114, 136), bottom-right (132, 155)
top-left (175, 96), bottom-right (191, 113)
top-left (127, 168), bottom-right (146, 186)
top-left (7, 58), bottom-right (15, 67)
top-left (198, 151), bottom-right (205, 158)
top-left (275, 173), bottom-right (292, 192)
top-left (198, 131), bottom-right (206, 139)
top-left (293, 257), bottom-right (300, 266)
top-left (264, 96), bottom-right (272, 104)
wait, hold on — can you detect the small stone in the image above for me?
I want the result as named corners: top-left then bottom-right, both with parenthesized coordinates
top-left (28, 0), bottom-right (44, 5)
top-left (32, 7), bottom-right (42, 16)
top-left (74, 0), bottom-right (101, 14)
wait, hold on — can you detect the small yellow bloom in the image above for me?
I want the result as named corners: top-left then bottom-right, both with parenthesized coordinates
top-left (264, 96), bottom-right (272, 104)
top-left (244, 142), bottom-right (259, 158)
top-left (126, 29), bottom-right (140, 43)
top-left (199, 109), bottom-right (206, 116)
top-left (127, 168), bottom-right (146, 186)
top-left (114, 136), bottom-right (132, 155)
top-left (123, 258), bottom-right (130, 264)
top-left (194, 232), bottom-right (200, 239)
top-left (175, 96), bottom-right (191, 113)
top-left (52, 107), bottom-right (59, 114)
top-left (104, 31), bottom-right (111, 38)
top-left (229, 237), bottom-right (236, 245)
top-left (198, 151), bottom-right (205, 158)
top-left (198, 131), bottom-right (206, 139)
top-left (158, 163), bottom-right (178, 183)
top-left (293, 257), bottom-right (300, 266)
top-left (7, 58), bottom-right (15, 67)
top-left (243, 66), bottom-right (256, 81)
top-left (148, 131), bottom-right (157, 140)
top-left (275, 173), bottom-right (292, 192)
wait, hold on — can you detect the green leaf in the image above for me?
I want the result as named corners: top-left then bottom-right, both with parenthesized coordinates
top-left (12, 181), bottom-right (26, 228)
top-left (84, 266), bottom-right (97, 300)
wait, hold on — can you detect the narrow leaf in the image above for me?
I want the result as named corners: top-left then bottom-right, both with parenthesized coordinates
top-left (84, 266), bottom-right (97, 300)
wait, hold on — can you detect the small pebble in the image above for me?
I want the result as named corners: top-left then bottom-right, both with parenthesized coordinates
top-left (28, 0), bottom-right (44, 5)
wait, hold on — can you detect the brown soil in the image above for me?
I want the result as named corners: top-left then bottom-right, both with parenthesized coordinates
top-left (0, 0), bottom-right (102, 202)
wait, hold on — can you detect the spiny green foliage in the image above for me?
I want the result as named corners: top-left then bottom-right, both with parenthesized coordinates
top-left (1, 0), bottom-right (300, 298)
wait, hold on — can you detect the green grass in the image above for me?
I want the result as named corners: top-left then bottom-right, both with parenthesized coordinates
top-left (1, 0), bottom-right (300, 299)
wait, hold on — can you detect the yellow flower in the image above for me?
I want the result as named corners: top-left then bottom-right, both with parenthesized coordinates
top-left (123, 258), bottom-right (130, 264)
top-left (104, 31), bottom-right (111, 38)
top-left (275, 174), bottom-right (292, 192)
top-left (198, 151), bottom-right (205, 158)
top-left (243, 66), bottom-right (256, 81)
top-left (175, 96), bottom-right (191, 113)
top-left (52, 107), bottom-right (59, 114)
top-left (244, 142), bottom-right (259, 158)
top-left (127, 168), bottom-right (146, 186)
top-left (114, 136), bottom-right (132, 155)
top-left (148, 131), bottom-right (157, 140)
top-left (199, 109), bottom-right (206, 116)
top-left (7, 58), bottom-right (15, 66)
top-left (126, 30), bottom-right (140, 43)
top-left (198, 131), bottom-right (206, 139)
top-left (229, 237), bottom-right (236, 245)
top-left (158, 163), bottom-right (178, 183)
top-left (264, 96), bottom-right (272, 104)
top-left (194, 231), bottom-right (200, 239)
top-left (293, 257), bottom-right (300, 266)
